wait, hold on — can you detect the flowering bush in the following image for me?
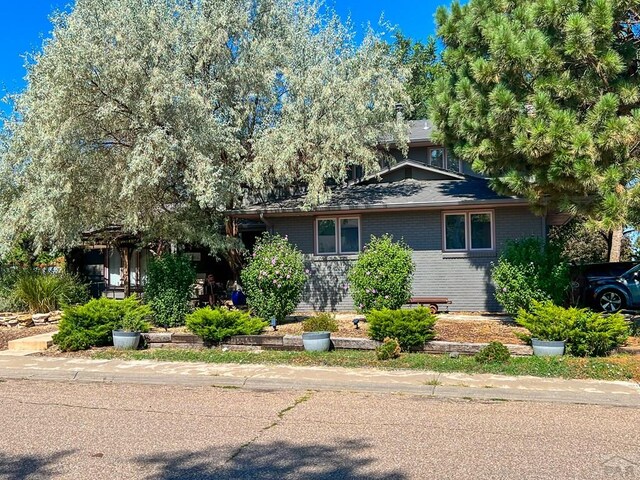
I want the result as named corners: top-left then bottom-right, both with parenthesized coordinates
top-left (241, 234), bottom-right (306, 323)
top-left (492, 238), bottom-right (570, 315)
top-left (347, 234), bottom-right (415, 312)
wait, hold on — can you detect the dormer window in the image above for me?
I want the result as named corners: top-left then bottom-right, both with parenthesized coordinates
top-left (429, 148), bottom-right (445, 169)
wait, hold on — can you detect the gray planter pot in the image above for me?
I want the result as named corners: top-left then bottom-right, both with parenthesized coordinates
top-left (302, 331), bottom-right (331, 352)
top-left (531, 338), bottom-right (565, 357)
top-left (112, 330), bottom-right (141, 350)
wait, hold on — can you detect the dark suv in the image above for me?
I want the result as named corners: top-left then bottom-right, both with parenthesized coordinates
top-left (580, 263), bottom-right (640, 313)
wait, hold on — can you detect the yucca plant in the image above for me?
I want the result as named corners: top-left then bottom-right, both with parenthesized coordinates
top-left (14, 271), bottom-right (88, 313)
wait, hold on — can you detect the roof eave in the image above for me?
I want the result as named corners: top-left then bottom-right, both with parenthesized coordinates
top-left (230, 198), bottom-right (530, 218)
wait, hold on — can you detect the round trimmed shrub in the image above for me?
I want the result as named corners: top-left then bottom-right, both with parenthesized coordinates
top-left (241, 233), bottom-right (306, 323)
top-left (475, 341), bottom-right (511, 364)
top-left (348, 234), bottom-right (415, 313)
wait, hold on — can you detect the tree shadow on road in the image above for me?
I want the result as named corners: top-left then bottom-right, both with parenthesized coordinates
top-left (135, 439), bottom-right (407, 480)
top-left (0, 450), bottom-right (76, 480)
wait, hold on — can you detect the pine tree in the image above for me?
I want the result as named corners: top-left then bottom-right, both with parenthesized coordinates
top-left (432, 0), bottom-right (640, 260)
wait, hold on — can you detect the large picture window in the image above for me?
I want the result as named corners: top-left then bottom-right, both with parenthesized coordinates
top-left (316, 217), bottom-right (360, 255)
top-left (443, 211), bottom-right (494, 252)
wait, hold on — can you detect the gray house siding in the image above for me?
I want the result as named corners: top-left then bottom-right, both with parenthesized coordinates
top-left (269, 205), bottom-right (544, 312)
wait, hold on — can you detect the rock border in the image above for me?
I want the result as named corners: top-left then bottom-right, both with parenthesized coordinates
top-left (142, 333), bottom-right (534, 356)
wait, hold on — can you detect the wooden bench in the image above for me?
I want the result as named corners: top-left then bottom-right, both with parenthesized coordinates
top-left (407, 297), bottom-right (451, 314)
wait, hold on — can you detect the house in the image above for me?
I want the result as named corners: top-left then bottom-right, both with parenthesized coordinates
top-left (230, 120), bottom-right (547, 312)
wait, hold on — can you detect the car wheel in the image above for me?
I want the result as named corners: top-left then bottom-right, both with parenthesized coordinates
top-left (597, 290), bottom-right (625, 313)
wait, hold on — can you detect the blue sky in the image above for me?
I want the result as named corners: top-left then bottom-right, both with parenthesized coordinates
top-left (0, 1), bottom-right (444, 113)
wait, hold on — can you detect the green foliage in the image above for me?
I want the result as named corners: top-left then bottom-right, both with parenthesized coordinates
top-left (186, 307), bottom-right (267, 344)
top-left (475, 342), bottom-right (511, 364)
top-left (548, 216), bottom-right (633, 264)
top-left (376, 337), bottom-right (401, 360)
top-left (516, 301), bottom-right (629, 356)
top-left (302, 313), bottom-right (339, 333)
top-left (145, 254), bottom-right (196, 328)
top-left (366, 307), bottom-right (436, 351)
top-left (492, 238), bottom-right (570, 314)
top-left (0, 268), bottom-right (25, 312)
top-left (433, 0), bottom-right (640, 246)
top-left (241, 234), bottom-right (306, 323)
top-left (348, 234), bottom-right (415, 313)
top-left (0, 0), bottom-right (409, 259)
top-left (53, 296), bottom-right (151, 351)
top-left (13, 270), bottom-right (88, 313)
top-left (391, 33), bottom-right (443, 120)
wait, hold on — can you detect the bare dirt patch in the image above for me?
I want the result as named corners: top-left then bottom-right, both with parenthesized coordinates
top-left (0, 325), bottom-right (59, 351)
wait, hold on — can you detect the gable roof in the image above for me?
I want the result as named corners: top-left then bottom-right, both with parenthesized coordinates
top-left (232, 175), bottom-right (526, 217)
top-left (366, 159), bottom-right (465, 182)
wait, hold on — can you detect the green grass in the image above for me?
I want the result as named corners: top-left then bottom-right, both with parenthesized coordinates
top-left (91, 348), bottom-right (640, 382)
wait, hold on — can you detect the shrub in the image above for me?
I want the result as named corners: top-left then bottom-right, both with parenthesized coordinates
top-left (366, 307), bottom-right (436, 351)
top-left (0, 268), bottom-right (25, 312)
top-left (492, 238), bottom-right (570, 314)
top-left (53, 296), bottom-right (151, 351)
top-left (186, 307), bottom-right (267, 343)
top-left (376, 337), bottom-right (401, 360)
top-left (302, 313), bottom-right (339, 333)
top-left (348, 234), bottom-right (415, 313)
top-left (145, 254), bottom-right (196, 328)
top-left (475, 342), bottom-right (511, 364)
top-left (516, 301), bottom-right (629, 357)
top-left (241, 234), bottom-right (306, 323)
top-left (13, 270), bottom-right (88, 313)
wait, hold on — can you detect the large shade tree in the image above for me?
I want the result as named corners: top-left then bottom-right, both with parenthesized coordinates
top-left (432, 0), bottom-right (640, 260)
top-left (0, 0), bottom-right (409, 271)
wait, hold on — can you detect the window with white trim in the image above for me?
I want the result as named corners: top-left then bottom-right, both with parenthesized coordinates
top-left (315, 217), bottom-right (361, 255)
top-left (443, 211), bottom-right (494, 252)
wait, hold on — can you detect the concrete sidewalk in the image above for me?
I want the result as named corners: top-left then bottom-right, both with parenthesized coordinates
top-left (0, 354), bottom-right (638, 407)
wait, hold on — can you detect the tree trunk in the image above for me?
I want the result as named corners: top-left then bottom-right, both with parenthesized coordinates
top-left (224, 217), bottom-right (243, 282)
top-left (608, 226), bottom-right (623, 262)
top-left (121, 246), bottom-right (131, 297)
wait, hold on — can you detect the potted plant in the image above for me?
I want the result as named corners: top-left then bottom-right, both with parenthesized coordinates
top-left (301, 313), bottom-right (339, 352)
top-left (515, 301), bottom-right (571, 356)
top-left (113, 313), bottom-right (152, 350)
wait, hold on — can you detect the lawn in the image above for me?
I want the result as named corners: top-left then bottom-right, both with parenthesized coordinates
top-left (92, 347), bottom-right (640, 382)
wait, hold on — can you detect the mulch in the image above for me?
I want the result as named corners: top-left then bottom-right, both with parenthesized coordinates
top-left (0, 324), bottom-right (60, 351)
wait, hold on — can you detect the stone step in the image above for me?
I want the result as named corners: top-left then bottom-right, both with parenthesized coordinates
top-left (8, 332), bottom-right (55, 351)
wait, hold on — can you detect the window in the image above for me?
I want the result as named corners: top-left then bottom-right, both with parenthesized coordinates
top-left (317, 219), bottom-right (337, 254)
top-left (316, 217), bottom-right (360, 255)
top-left (444, 214), bottom-right (466, 250)
top-left (429, 148), bottom-right (444, 169)
top-left (445, 150), bottom-right (460, 172)
top-left (443, 211), bottom-right (494, 252)
top-left (470, 213), bottom-right (492, 249)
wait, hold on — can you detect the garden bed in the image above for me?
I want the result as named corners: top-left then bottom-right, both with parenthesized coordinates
top-left (261, 312), bottom-right (529, 344)
top-left (0, 324), bottom-right (59, 350)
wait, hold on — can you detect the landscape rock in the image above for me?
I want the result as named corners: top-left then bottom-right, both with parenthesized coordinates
top-left (31, 313), bottom-right (51, 325)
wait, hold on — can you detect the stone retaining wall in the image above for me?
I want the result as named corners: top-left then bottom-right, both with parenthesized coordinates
top-left (142, 332), bottom-right (534, 356)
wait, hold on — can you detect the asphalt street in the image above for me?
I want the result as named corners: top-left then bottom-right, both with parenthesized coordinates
top-left (1, 379), bottom-right (639, 479)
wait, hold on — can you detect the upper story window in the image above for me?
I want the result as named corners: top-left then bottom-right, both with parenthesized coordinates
top-left (429, 148), bottom-right (445, 169)
top-left (315, 217), bottom-right (361, 255)
top-left (443, 211), bottom-right (494, 252)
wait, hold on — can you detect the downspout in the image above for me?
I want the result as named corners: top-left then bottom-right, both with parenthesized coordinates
top-left (259, 212), bottom-right (274, 234)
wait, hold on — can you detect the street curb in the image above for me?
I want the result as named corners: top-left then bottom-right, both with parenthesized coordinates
top-left (0, 357), bottom-right (638, 407)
